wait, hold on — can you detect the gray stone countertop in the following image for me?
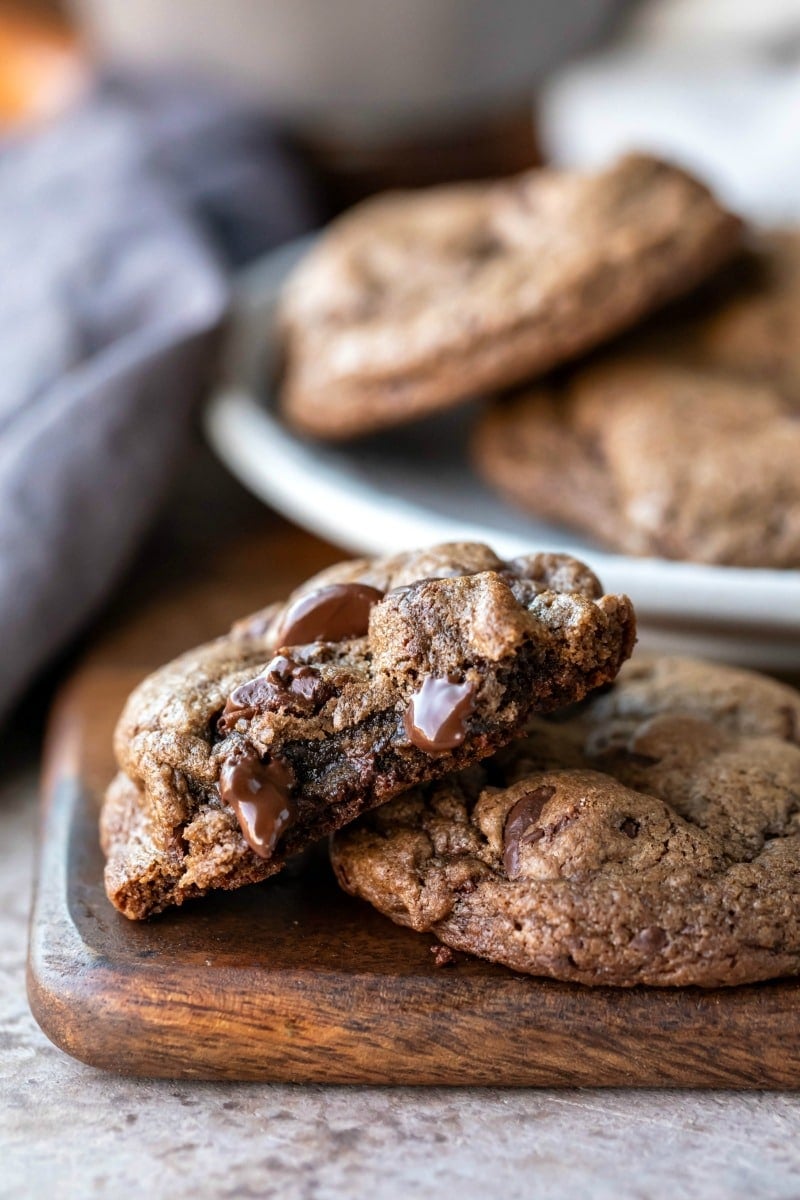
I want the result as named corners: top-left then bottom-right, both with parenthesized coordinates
top-left (4, 448), bottom-right (800, 1200)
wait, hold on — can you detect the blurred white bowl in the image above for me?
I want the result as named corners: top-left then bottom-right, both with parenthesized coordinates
top-left (70, 0), bottom-right (624, 136)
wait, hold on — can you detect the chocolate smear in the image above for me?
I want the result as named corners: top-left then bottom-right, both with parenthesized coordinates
top-left (219, 748), bottom-right (296, 859)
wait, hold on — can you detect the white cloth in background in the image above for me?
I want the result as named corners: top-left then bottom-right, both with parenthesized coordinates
top-left (539, 0), bottom-right (800, 223)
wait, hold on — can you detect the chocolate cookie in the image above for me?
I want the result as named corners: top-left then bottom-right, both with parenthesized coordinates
top-left (331, 655), bottom-right (800, 987)
top-left (473, 356), bottom-right (800, 567)
top-left (680, 231), bottom-right (800, 393)
top-left (279, 153), bottom-right (740, 439)
top-left (102, 543), bottom-right (635, 918)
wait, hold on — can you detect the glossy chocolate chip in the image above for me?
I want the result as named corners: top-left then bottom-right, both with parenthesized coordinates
top-left (404, 675), bottom-right (475, 754)
top-left (273, 583), bottom-right (384, 646)
top-left (631, 926), bottom-right (668, 953)
top-left (218, 748), bottom-right (296, 859)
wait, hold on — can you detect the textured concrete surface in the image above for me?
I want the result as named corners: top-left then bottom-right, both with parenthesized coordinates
top-left (4, 749), bottom-right (800, 1200)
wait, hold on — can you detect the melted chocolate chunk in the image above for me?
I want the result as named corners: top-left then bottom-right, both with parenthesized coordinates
top-left (219, 655), bottom-right (330, 732)
top-left (273, 583), bottom-right (384, 646)
top-left (219, 676), bottom-right (273, 731)
top-left (387, 570), bottom-right (480, 599)
top-left (218, 748), bottom-right (296, 859)
top-left (502, 784), bottom-right (557, 878)
top-left (262, 654), bottom-right (331, 710)
top-left (404, 675), bottom-right (475, 754)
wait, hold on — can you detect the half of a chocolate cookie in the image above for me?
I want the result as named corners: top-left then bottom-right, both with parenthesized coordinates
top-left (332, 655), bottom-right (800, 988)
top-left (102, 543), bottom-right (635, 918)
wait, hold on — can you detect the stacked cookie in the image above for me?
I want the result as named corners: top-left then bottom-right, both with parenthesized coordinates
top-left (103, 544), bottom-right (636, 917)
top-left (103, 152), bottom-right (800, 986)
top-left (102, 543), bottom-right (800, 987)
top-left (278, 153), bottom-right (800, 568)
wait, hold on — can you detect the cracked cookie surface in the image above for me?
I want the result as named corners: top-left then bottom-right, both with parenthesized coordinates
top-left (279, 153), bottom-right (740, 439)
top-left (331, 655), bottom-right (800, 987)
top-left (102, 542), bottom-right (635, 919)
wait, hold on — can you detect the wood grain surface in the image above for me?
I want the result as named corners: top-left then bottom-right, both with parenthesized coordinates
top-left (26, 519), bottom-right (800, 1086)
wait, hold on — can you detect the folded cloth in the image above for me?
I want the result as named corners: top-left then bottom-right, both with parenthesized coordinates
top-left (0, 75), bottom-right (314, 723)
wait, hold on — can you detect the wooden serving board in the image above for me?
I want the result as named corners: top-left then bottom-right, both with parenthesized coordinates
top-left (27, 521), bottom-right (800, 1085)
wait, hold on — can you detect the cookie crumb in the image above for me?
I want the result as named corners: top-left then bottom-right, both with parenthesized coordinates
top-left (430, 944), bottom-right (458, 968)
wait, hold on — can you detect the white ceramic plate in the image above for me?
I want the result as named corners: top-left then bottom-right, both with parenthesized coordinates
top-left (205, 239), bottom-right (800, 669)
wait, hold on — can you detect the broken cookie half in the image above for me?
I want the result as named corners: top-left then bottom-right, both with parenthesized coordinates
top-left (101, 542), bottom-right (635, 919)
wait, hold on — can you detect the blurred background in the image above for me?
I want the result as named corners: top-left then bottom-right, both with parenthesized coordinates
top-left (2, 0), bottom-right (800, 725)
top-left (6, 0), bottom-right (800, 207)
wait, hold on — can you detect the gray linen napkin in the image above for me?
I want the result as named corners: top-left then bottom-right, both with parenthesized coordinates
top-left (0, 78), bottom-right (313, 722)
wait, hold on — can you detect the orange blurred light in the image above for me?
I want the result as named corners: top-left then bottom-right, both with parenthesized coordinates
top-left (0, 9), bottom-right (86, 130)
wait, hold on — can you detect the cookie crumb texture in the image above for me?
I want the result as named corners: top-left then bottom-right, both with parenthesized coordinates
top-left (279, 153), bottom-right (740, 438)
top-left (101, 543), bottom-right (635, 919)
top-left (331, 656), bottom-right (800, 987)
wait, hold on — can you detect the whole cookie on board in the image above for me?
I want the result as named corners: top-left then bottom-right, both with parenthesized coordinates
top-left (331, 655), bottom-right (800, 988)
top-left (102, 542), bottom-right (635, 919)
top-left (472, 356), bottom-right (800, 567)
top-left (279, 153), bottom-right (741, 439)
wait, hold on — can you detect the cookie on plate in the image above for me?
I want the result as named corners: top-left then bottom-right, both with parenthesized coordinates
top-left (679, 230), bottom-right (800, 393)
top-left (331, 655), bottom-right (800, 988)
top-left (102, 542), bottom-right (635, 918)
top-left (279, 153), bottom-right (741, 439)
top-left (473, 356), bottom-right (800, 567)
